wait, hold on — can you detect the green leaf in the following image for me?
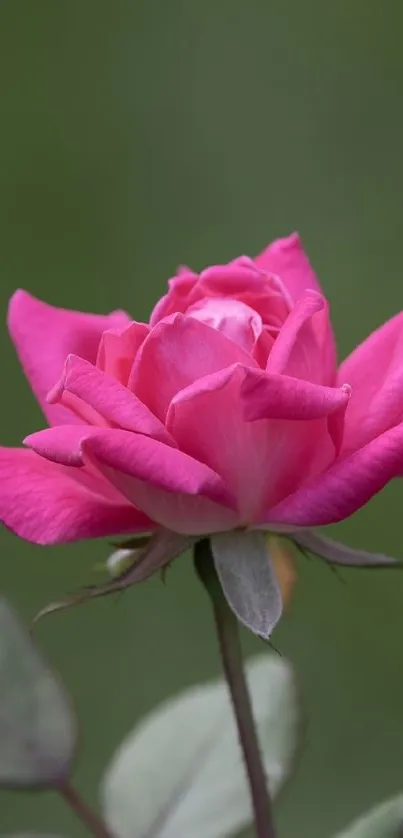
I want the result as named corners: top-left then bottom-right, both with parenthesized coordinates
top-left (334, 794), bottom-right (403, 838)
top-left (0, 598), bottom-right (76, 789)
top-left (102, 652), bottom-right (298, 838)
top-left (1, 834), bottom-right (67, 838)
top-left (210, 530), bottom-right (283, 638)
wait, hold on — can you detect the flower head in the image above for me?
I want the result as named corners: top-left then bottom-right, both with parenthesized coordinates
top-left (1, 233), bottom-right (401, 635)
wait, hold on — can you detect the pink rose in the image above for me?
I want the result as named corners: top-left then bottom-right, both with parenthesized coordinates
top-left (1, 233), bottom-right (400, 636)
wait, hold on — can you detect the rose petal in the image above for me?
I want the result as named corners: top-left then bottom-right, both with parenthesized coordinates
top-left (266, 421), bottom-right (403, 527)
top-left (167, 364), bottom-right (337, 523)
top-left (149, 261), bottom-right (292, 334)
top-left (187, 298), bottom-right (263, 354)
top-left (8, 290), bottom-right (130, 426)
top-left (240, 368), bottom-right (350, 422)
top-left (96, 320), bottom-right (149, 385)
top-left (129, 312), bottom-right (256, 421)
top-left (240, 366), bottom-right (350, 455)
top-left (266, 291), bottom-right (336, 385)
top-left (195, 263), bottom-right (271, 296)
top-left (254, 232), bottom-right (323, 301)
top-left (339, 311), bottom-right (403, 452)
top-left (149, 269), bottom-right (199, 326)
top-left (81, 429), bottom-right (239, 534)
top-left (0, 447), bottom-right (150, 544)
top-left (48, 355), bottom-right (175, 445)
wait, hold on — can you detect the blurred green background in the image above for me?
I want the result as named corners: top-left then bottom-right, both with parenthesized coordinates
top-left (1, 2), bottom-right (403, 837)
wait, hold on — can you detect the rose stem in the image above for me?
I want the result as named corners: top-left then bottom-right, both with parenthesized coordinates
top-left (194, 539), bottom-right (277, 838)
top-left (58, 780), bottom-right (114, 838)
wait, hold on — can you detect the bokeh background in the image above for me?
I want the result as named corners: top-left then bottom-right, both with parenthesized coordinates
top-left (1, 2), bottom-right (403, 837)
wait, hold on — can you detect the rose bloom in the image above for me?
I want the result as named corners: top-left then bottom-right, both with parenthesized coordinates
top-left (1, 234), bottom-right (400, 635)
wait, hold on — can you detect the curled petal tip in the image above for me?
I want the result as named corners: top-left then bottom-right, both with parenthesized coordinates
top-left (45, 353), bottom-right (77, 404)
top-left (273, 231), bottom-right (301, 249)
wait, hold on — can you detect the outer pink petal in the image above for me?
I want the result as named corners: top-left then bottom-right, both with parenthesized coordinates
top-left (266, 421), bottom-right (403, 527)
top-left (167, 364), bottom-right (336, 523)
top-left (8, 290), bottom-right (130, 426)
top-left (24, 425), bottom-right (100, 466)
top-left (48, 355), bottom-right (175, 445)
top-left (0, 447), bottom-right (151, 544)
top-left (241, 368), bottom-right (350, 422)
top-left (25, 425), bottom-right (238, 534)
top-left (338, 311), bottom-right (403, 452)
top-left (82, 430), bottom-right (239, 535)
top-left (129, 312), bottom-right (256, 421)
top-left (267, 291), bottom-right (336, 385)
top-left (254, 232), bottom-right (323, 301)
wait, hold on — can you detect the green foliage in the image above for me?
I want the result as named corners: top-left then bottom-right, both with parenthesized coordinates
top-left (0, 598), bottom-right (76, 789)
top-left (333, 795), bottom-right (403, 838)
top-left (102, 653), bottom-right (298, 838)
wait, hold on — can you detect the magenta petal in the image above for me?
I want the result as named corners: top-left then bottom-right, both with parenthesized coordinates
top-left (0, 447), bottom-right (150, 544)
top-left (81, 429), bottom-right (239, 534)
top-left (187, 298), bottom-right (263, 353)
top-left (167, 364), bottom-right (336, 523)
top-left (8, 290), bottom-right (130, 426)
top-left (196, 264), bottom-right (269, 296)
top-left (129, 312), bottom-right (256, 421)
top-left (149, 269), bottom-right (199, 326)
top-left (24, 425), bottom-right (101, 465)
top-left (241, 367), bottom-right (351, 457)
top-left (267, 291), bottom-right (323, 371)
top-left (240, 368), bottom-right (351, 421)
top-left (254, 232), bottom-right (323, 301)
top-left (167, 365), bottom-right (271, 521)
top-left (266, 291), bottom-right (336, 385)
top-left (48, 355), bottom-right (175, 445)
top-left (96, 320), bottom-right (149, 385)
top-left (339, 311), bottom-right (403, 452)
top-left (194, 264), bottom-right (292, 333)
top-left (266, 421), bottom-right (403, 527)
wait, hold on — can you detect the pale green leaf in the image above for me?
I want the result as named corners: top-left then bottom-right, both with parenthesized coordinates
top-left (0, 598), bottom-right (76, 788)
top-left (211, 531), bottom-right (283, 638)
top-left (334, 794), bottom-right (403, 838)
top-left (102, 652), bottom-right (298, 838)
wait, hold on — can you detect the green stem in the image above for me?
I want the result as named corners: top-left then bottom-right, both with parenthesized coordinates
top-left (194, 539), bottom-right (277, 838)
top-left (58, 780), bottom-right (114, 838)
